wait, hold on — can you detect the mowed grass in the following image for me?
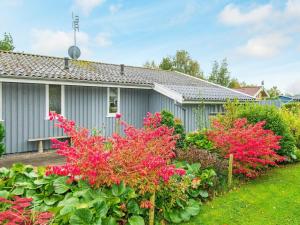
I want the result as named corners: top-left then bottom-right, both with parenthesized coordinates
top-left (184, 163), bottom-right (300, 225)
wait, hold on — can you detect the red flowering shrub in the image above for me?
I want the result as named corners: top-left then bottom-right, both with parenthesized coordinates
top-left (0, 196), bottom-right (52, 225)
top-left (46, 112), bottom-right (185, 193)
top-left (207, 118), bottom-right (285, 178)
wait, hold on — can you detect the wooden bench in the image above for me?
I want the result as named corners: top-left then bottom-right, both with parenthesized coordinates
top-left (28, 136), bottom-right (70, 153)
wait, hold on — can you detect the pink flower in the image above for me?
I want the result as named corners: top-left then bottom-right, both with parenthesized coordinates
top-left (116, 113), bottom-right (122, 119)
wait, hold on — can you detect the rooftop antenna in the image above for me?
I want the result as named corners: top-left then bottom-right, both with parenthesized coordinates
top-left (68, 12), bottom-right (81, 60)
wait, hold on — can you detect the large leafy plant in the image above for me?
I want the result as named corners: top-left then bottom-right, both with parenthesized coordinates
top-left (208, 118), bottom-right (285, 178)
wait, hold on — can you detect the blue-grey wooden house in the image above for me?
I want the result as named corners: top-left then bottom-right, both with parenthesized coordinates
top-left (0, 51), bottom-right (253, 154)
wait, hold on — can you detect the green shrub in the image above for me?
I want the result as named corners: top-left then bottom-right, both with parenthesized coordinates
top-left (185, 131), bottom-right (214, 150)
top-left (237, 103), bottom-right (296, 159)
top-left (220, 101), bottom-right (297, 159)
top-left (295, 149), bottom-right (300, 161)
top-left (161, 110), bottom-right (186, 148)
top-left (0, 123), bottom-right (4, 156)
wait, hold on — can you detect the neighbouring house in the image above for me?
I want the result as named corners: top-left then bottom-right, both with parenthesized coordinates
top-left (293, 95), bottom-right (300, 102)
top-left (0, 51), bottom-right (253, 154)
top-left (233, 86), bottom-right (269, 100)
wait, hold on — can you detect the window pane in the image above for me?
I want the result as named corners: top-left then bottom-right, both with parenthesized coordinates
top-left (49, 85), bottom-right (61, 114)
top-left (109, 88), bottom-right (118, 114)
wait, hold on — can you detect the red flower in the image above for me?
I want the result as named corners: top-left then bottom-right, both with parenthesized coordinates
top-left (116, 113), bottom-right (122, 119)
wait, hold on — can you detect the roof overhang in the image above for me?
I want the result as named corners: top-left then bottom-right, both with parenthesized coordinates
top-left (153, 83), bottom-right (184, 103)
top-left (0, 76), bottom-right (153, 89)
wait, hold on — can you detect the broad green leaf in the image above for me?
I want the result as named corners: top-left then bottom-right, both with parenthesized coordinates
top-left (11, 186), bottom-right (24, 195)
top-left (127, 200), bottom-right (140, 214)
top-left (180, 209), bottom-right (191, 222)
top-left (102, 217), bottom-right (118, 225)
top-left (60, 204), bottom-right (76, 216)
top-left (34, 179), bottom-right (50, 185)
top-left (128, 216), bottom-right (145, 225)
top-left (93, 200), bottom-right (109, 217)
top-left (169, 210), bottom-right (182, 224)
top-left (112, 182), bottom-right (126, 197)
top-left (69, 208), bottom-right (93, 225)
top-left (0, 190), bottom-right (9, 198)
top-left (185, 200), bottom-right (201, 216)
top-left (44, 196), bottom-right (61, 206)
top-left (199, 190), bottom-right (209, 198)
top-left (53, 177), bottom-right (70, 194)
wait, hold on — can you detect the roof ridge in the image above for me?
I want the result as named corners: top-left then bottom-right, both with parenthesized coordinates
top-left (0, 50), bottom-right (180, 74)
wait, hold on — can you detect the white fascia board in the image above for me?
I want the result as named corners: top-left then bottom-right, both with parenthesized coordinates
top-left (0, 77), bottom-right (152, 89)
top-left (153, 83), bottom-right (183, 103)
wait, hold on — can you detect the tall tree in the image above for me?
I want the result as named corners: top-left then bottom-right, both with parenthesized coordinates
top-left (0, 33), bottom-right (14, 51)
top-left (143, 60), bottom-right (158, 69)
top-left (268, 86), bottom-right (281, 98)
top-left (159, 57), bottom-right (173, 70)
top-left (228, 78), bottom-right (241, 88)
top-left (209, 58), bottom-right (230, 87)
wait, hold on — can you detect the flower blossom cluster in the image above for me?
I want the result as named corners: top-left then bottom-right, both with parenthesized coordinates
top-left (46, 112), bottom-right (185, 193)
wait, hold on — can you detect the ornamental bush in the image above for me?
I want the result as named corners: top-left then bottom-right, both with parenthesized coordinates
top-left (160, 110), bottom-right (186, 148)
top-left (0, 123), bottom-right (5, 156)
top-left (220, 101), bottom-right (297, 159)
top-left (46, 112), bottom-right (185, 194)
top-left (207, 118), bottom-right (285, 178)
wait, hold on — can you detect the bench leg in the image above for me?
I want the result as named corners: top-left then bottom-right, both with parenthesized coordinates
top-left (38, 141), bottom-right (43, 153)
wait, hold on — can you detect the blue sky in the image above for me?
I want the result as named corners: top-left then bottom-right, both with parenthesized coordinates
top-left (0, 0), bottom-right (299, 94)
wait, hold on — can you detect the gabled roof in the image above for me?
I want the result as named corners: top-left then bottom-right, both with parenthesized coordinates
top-left (0, 51), bottom-right (254, 103)
top-left (233, 86), bottom-right (269, 98)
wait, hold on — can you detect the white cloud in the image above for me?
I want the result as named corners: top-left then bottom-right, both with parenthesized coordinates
top-left (285, 0), bottom-right (300, 17)
top-left (109, 4), bottom-right (122, 14)
top-left (219, 3), bottom-right (273, 26)
top-left (74, 0), bottom-right (105, 15)
top-left (95, 32), bottom-right (112, 47)
top-left (237, 33), bottom-right (291, 58)
top-left (31, 29), bottom-right (91, 58)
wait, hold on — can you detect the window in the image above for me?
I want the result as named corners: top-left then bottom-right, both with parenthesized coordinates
top-left (45, 84), bottom-right (65, 119)
top-left (107, 87), bottom-right (120, 116)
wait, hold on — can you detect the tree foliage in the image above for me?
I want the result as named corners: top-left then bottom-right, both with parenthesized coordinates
top-left (268, 86), bottom-right (281, 98)
top-left (208, 58), bottom-right (231, 87)
top-left (0, 33), bottom-right (14, 51)
top-left (144, 60), bottom-right (158, 69)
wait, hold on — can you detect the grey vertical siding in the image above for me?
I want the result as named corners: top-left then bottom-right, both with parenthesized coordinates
top-left (3, 83), bottom-right (150, 154)
top-left (3, 83), bottom-right (63, 154)
top-left (148, 91), bottom-right (224, 132)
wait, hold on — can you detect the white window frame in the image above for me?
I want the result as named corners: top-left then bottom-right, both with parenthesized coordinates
top-left (0, 82), bottom-right (3, 122)
top-left (45, 84), bottom-right (65, 120)
top-left (107, 87), bottom-right (120, 117)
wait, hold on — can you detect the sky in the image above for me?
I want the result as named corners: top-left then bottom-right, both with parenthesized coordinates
top-left (0, 0), bottom-right (299, 94)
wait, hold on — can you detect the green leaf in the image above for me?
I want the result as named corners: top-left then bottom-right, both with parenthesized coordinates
top-left (112, 181), bottom-right (126, 197)
top-left (60, 204), bottom-right (76, 216)
top-left (180, 210), bottom-right (191, 222)
top-left (199, 190), bottom-right (209, 198)
top-left (93, 200), bottom-right (109, 217)
top-left (185, 199), bottom-right (201, 216)
top-left (53, 177), bottom-right (70, 194)
top-left (127, 200), bottom-right (140, 214)
top-left (69, 208), bottom-right (93, 225)
top-left (0, 190), bottom-right (9, 198)
top-left (102, 217), bottom-right (118, 225)
top-left (11, 186), bottom-right (24, 195)
top-left (34, 179), bottom-right (50, 185)
top-left (44, 196), bottom-right (61, 206)
top-left (169, 210), bottom-right (182, 224)
top-left (128, 216), bottom-right (145, 225)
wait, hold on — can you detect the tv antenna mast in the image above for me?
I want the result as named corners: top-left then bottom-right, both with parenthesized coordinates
top-left (68, 13), bottom-right (81, 59)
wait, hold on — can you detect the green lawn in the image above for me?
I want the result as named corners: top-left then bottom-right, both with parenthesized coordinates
top-left (184, 163), bottom-right (300, 225)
